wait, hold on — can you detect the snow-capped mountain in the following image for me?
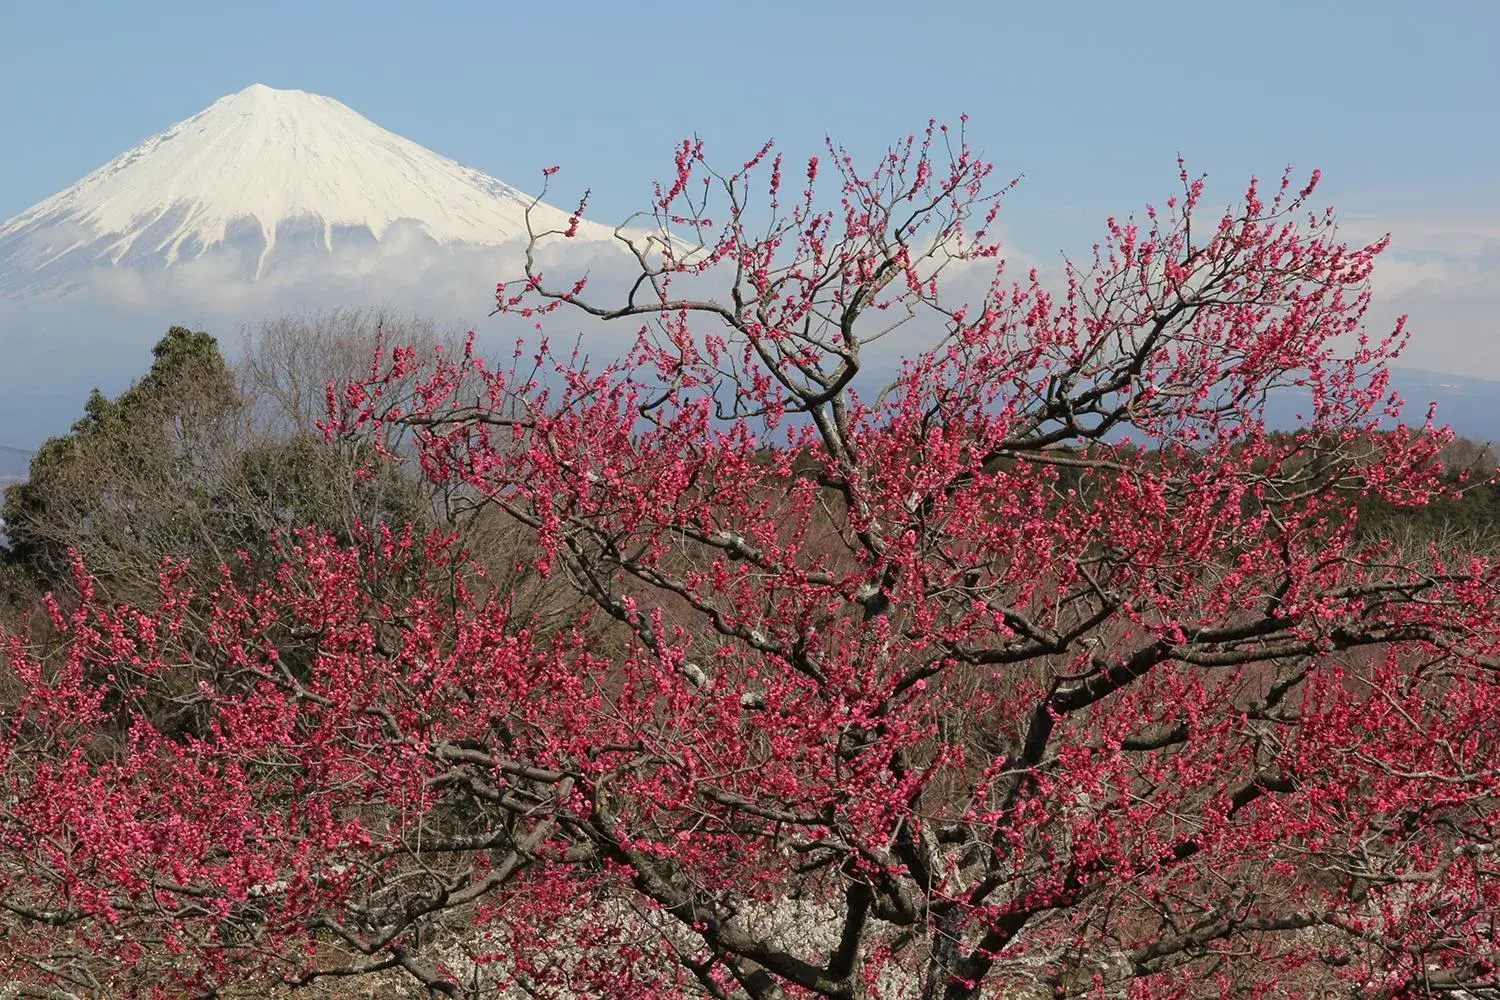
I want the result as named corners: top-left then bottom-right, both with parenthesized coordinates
top-left (0, 84), bottom-right (616, 296)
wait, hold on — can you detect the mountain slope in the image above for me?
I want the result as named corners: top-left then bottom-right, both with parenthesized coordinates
top-left (0, 84), bottom-right (614, 295)
top-left (0, 445), bottom-right (32, 485)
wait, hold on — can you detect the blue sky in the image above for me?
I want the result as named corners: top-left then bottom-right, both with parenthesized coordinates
top-left (0, 0), bottom-right (1496, 387)
top-left (2, 0), bottom-right (1495, 233)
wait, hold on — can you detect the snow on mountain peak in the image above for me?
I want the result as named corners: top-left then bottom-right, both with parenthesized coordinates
top-left (0, 84), bottom-right (613, 294)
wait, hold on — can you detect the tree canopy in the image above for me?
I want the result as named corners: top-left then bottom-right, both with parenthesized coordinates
top-left (2, 128), bottom-right (1498, 999)
top-left (1, 326), bottom-right (238, 589)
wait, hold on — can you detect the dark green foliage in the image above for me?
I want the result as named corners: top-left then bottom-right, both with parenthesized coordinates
top-left (0, 320), bottom-right (448, 741)
top-left (214, 433), bottom-right (433, 559)
top-left (1357, 441), bottom-right (1500, 548)
top-left (0, 324), bottom-right (434, 608)
top-left (1, 326), bottom-right (240, 593)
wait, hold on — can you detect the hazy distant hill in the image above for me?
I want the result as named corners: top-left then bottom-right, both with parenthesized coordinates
top-left (0, 444), bottom-right (33, 483)
top-left (1387, 367), bottom-right (1500, 445)
top-left (0, 368), bottom-right (1490, 482)
top-left (1263, 366), bottom-right (1500, 446)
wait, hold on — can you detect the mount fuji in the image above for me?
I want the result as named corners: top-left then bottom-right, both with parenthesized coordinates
top-left (0, 84), bottom-right (618, 297)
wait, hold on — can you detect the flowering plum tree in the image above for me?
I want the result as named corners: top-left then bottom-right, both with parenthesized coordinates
top-left (3, 123), bottom-right (1499, 999)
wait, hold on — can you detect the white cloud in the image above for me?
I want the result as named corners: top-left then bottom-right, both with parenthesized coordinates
top-left (1339, 212), bottom-right (1500, 377)
top-left (0, 235), bottom-right (667, 448)
top-left (4, 204), bottom-right (1493, 453)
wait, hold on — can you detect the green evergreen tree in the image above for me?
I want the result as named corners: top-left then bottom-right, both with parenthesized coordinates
top-left (1, 326), bottom-right (240, 592)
